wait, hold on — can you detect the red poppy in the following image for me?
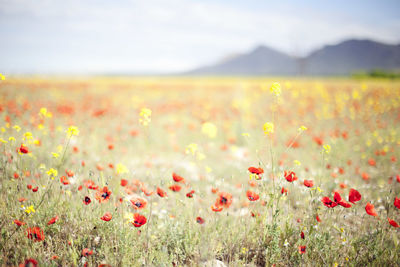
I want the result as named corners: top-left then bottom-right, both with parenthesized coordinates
top-left (361, 172), bottom-right (369, 180)
top-left (130, 197), bottom-right (147, 210)
top-left (196, 216), bottom-right (205, 224)
top-left (32, 186), bottom-right (38, 192)
top-left (388, 218), bottom-right (399, 228)
top-left (215, 192), bottom-right (233, 208)
top-left (333, 191), bottom-right (351, 207)
top-left (186, 190), bottom-right (195, 198)
top-left (120, 179), bottom-right (128, 187)
top-left (14, 219), bottom-right (25, 226)
top-left (368, 158), bottom-right (376, 167)
top-left (95, 186), bottom-right (112, 203)
top-left (246, 190), bottom-right (259, 201)
top-left (19, 258), bottom-right (38, 267)
top-left (303, 180), bottom-right (314, 188)
top-left (172, 173), bottom-right (185, 183)
top-left (281, 187), bottom-right (288, 195)
top-left (141, 186), bottom-right (154, 196)
top-left (298, 245), bottom-right (306, 254)
top-left (47, 215), bottom-right (59, 225)
top-left (211, 188), bottom-right (218, 194)
top-left (82, 248), bottom-right (93, 257)
top-left (313, 136), bottom-right (324, 145)
top-left (248, 167), bottom-right (264, 175)
top-left (365, 202), bottom-right (378, 216)
top-left (169, 184), bottom-right (182, 192)
top-left (27, 184), bottom-right (32, 190)
top-left (96, 164), bottom-right (104, 171)
top-left (316, 215), bottom-right (321, 222)
top-left (321, 197), bottom-right (338, 208)
top-left (300, 231), bottom-right (305, 239)
top-left (284, 171), bottom-right (298, 182)
top-left (396, 175), bottom-right (400, 183)
top-left (157, 187), bottom-right (167, 197)
top-left (132, 213), bottom-right (147, 227)
top-left (84, 180), bottom-right (98, 190)
top-left (65, 170), bottom-right (74, 177)
top-left (338, 201), bottom-right (352, 208)
top-left (394, 197), bottom-right (400, 209)
top-left (83, 196), bottom-right (91, 205)
top-left (13, 172), bottom-right (20, 179)
top-left (101, 212), bottom-right (112, 221)
top-left (60, 176), bottom-right (70, 185)
top-left (27, 227), bottom-right (45, 242)
top-left (348, 188), bottom-right (361, 204)
top-left (19, 145), bottom-right (29, 154)
top-left (211, 205), bottom-right (223, 212)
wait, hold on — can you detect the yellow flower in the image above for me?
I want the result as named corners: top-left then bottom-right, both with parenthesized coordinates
top-left (293, 160), bottom-right (301, 166)
top-left (201, 122), bottom-right (217, 138)
top-left (270, 82), bottom-right (281, 97)
top-left (298, 125), bottom-right (307, 132)
top-left (66, 126), bottom-right (79, 137)
top-left (196, 152), bottom-right (206, 161)
top-left (0, 73), bottom-right (5, 80)
top-left (13, 125), bottom-right (21, 132)
top-left (139, 108), bottom-right (152, 126)
top-left (0, 137), bottom-right (8, 144)
top-left (263, 122), bottom-right (274, 135)
top-left (124, 212), bottom-right (135, 224)
top-left (47, 168), bottom-right (58, 180)
top-left (52, 152), bottom-right (60, 158)
top-left (39, 107), bottom-right (52, 118)
top-left (185, 143), bottom-right (198, 155)
top-left (116, 163), bottom-right (129, 174)
top-left (23, 132), bottom-right (33, 140)
top-left (241, 132), bottom-right (250, 137)
top-left (25, 205), bottom-right (36, 214)
top-left (323, 144), bottom-right (331, 154)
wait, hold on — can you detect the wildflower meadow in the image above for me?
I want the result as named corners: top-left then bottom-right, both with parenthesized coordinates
top-left (0, 76), bottom-right (399, 266)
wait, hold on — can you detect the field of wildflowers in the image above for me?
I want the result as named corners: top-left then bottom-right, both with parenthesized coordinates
top-left (0, 76), bottom-right (399, 266)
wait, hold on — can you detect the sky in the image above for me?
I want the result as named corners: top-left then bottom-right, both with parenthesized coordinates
top-left (0, 0), bottom-right (399, 74)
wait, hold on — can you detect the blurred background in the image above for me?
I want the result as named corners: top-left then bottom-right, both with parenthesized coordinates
top-left (0, 0), bottom-right (399, 76)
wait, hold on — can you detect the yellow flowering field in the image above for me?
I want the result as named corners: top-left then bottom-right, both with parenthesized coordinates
top-left (0, 76), bottom-right (400, 266)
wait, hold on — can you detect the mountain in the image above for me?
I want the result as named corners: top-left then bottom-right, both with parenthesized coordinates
top-left (187, 45), bottom-right (297, 75)
top-left (306, 39), bottom-right (400, 75)
top-left (186, 39), bottom-right (400, 76)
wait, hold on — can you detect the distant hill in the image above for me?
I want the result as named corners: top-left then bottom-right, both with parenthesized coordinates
top-left (186, 39), bottom-right (400, 76)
